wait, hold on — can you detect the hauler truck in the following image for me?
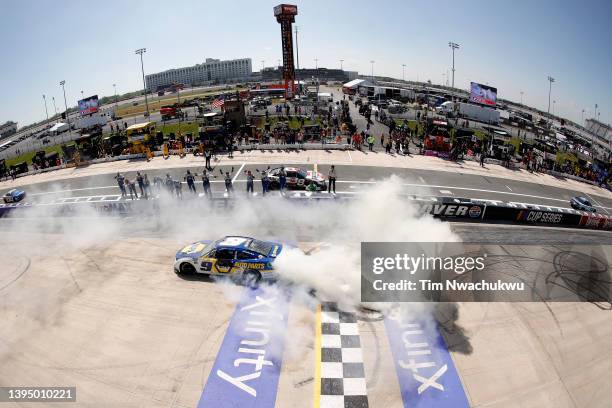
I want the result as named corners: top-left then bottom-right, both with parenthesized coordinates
top-left (437, 101), bottom-right (500, 124)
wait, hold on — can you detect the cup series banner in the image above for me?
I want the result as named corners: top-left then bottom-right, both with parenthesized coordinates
top-left (360, 242), bottom-right (611, 303)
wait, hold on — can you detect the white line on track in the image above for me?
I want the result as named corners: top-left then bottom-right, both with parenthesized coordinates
top-left (232, 163), bottom-right (245, 183)
top-left (584, 193), bottom-right (610, 215)
top-left (418, 176), bottom-right (426, 184)
top-left (22, 179), bottom-right (612, 210)
top-left (506, 185), bottom-right (513, 192)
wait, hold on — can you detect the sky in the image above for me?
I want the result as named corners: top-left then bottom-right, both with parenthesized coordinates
top-left (1, 0), bottom-right (611, 128)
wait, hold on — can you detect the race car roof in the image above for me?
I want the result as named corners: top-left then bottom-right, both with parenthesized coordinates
top-left (215, 236), bottom-right (276, 255)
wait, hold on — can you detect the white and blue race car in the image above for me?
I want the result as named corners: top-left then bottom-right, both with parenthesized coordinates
top-left (174, 236), bottom-right (283, 286)
top-left (3, 188), bottom-right (26, 203)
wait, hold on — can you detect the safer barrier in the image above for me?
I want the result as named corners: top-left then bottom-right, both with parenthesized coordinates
top-left (0, 193), bottom-right (610, 231)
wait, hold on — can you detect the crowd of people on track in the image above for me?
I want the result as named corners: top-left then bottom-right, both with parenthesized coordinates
top-left (113, 164), bottom-right (338, 201)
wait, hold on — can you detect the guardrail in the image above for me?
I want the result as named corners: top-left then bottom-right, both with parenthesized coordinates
top-left (1, 192), bottom-right (610, 231)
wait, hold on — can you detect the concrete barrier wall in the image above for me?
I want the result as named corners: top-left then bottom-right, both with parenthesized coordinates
top-left (1, 193), bottom-right (610, 231)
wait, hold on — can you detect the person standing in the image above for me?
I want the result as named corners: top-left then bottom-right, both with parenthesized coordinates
top-left (184, 170), bottom-right (197, 194)
top-left (278, 166), bottom-right (287, 193)
top-left (165, 174), bottom-right (174, 194)
top-left (136, 172), bottom-right (145, 198)
top-left (204, 148), bottom-right (212, 170)
top-left (174, 180), bottom-right (183, 199)
top-left (328, 165), bottom-right (337, 194)
top-left (126, 178), bottom-right (138, 200)
top-left (367, 134), bottom-right (375, 151)
top-left (261, 170), bottom-right (270, 195)
top-left (224, 171), bottom-right (234, 194)
top-left (245, 170), bottom-right (254, 195)
top-left (115, 172), bottom-right (126, 198)
top-left (201, 170), bottom-right (211, 197)
top-left (143, 174), bottom-right (151, 198)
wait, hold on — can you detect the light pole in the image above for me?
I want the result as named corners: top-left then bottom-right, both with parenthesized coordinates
top-left (80, 90), bottom-right (84, 99)
top-left (370, 60), bottom-right (375, 81)
top-left (448, 41), bottom-right (459, 88)
top-left (553, 100), bottom-right (556, 116)
top-left (520, 91), bottom-right (523, 105)
top-left (113, 83), bottom-right (118, 107)
top-left (594, 104), bottom-right (598, 121)
top-left (135, 48), bottom-right (150, 118)
top-left (277, 59), bottom-right (281, 67)
top-left (294, 26), bottom-right (300, 71)
top-left (547, 76), bottom-right (555, 115)
top-left (261, 60), bottom-right (265, 71)
top-left (52, 96), bottom-right (58, 117)
top-left (340, 59), bottom-right (344, 70)
top-left (442, 72), bottom-right (446, 86)
top-left (42, 94), bottom-right (49, 120)
top-left (314, 58), bottom-right (318, 69)
top-left (402, 64), bottom-right (406, 81)
top-left (581, 109), bottom-right (585, 124)
top-left (59, 80), bottom-right (71, 132)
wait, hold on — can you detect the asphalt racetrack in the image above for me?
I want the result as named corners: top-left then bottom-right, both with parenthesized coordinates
top-left (1, 163), bottom-right (611, 408)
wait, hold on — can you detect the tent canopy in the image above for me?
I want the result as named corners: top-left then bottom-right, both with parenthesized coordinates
top-left (49, 122), bottom-right (68, 132)
top-left (342, 79), bottom-right (374, 89)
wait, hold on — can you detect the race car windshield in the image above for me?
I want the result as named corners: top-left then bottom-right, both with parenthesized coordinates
top-left (247, 239), bottom-right (274, 256)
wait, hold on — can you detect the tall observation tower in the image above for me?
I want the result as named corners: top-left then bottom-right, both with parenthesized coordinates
top-left (274, 4), bottom-right (298, 98)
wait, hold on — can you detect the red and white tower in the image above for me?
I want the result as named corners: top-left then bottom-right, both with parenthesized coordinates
top-left (274, 4), bottom-right (298, 98)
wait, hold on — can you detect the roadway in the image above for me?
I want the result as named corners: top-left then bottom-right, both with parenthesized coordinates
top-left (5, 163), bottom-right (612, 214)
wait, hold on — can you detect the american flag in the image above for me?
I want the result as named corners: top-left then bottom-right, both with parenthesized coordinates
top-left (211, 97), bottom-right (225, 108)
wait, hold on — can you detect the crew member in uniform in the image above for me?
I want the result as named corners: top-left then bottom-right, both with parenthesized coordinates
top-left (184, 170), bottom-right (196, 194)
top-left (201, 170), bottom-right (211, 197)
top-left (245, 170), bottom-right (254, 195)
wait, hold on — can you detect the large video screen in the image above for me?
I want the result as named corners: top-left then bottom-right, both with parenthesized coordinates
top-left (470, 82), bottom-right (497, 106)
top-left (78, 95), bottom-right (99, 115)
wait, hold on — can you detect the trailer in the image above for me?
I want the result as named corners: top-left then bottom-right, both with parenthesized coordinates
top-left (75, 115), bottom-right (107, 130)
top-left (458, 102), bottom-right (500, 124)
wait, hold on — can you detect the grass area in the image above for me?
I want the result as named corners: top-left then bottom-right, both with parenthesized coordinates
top-left (394, 119), bottom-right (424, 134)
top-left (5, 144), bottom-right (65, 167)
top-left (259, 117), bottom-right (320, 130)
top-left (157, 121), bottom-right (199, 137)
top-left (114, 88), bottom-right (236, 117)
top-left (506, 137), bottom-right (521, 151)
top-left (556, 151), bottom-right (578, 164)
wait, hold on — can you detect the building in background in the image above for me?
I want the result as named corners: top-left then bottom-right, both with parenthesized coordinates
top-left (145, 58), bottom-right (252, 91)
top-left (0, 121), bottom-right (17, 140)
top-left (584, 118), bottom-right (611, 159)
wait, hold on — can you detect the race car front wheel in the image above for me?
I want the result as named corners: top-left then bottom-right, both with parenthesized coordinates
top-left (178, 262), bottom-right (196, 275)
top-left (242, 270), bottom-right (261, 289)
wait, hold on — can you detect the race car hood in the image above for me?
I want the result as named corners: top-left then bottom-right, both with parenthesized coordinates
top-left (175, 240), bottom-right (212, 260)
top-left (306, 171), bottom-right (325, 182)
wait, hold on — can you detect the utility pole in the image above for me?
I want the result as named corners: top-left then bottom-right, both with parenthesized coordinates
top-left (135, 48), bottom-right (150, 118)
top-left (42, 94), bottom-right (49, 120)
top-left (402, 64), bottom-right (406, 81)
top-left (547, 76), bottom-right (555, 115)
top-left (448, 42), bottom-right (459, 88)
top-left (59, 80), bottom-right (71, 132)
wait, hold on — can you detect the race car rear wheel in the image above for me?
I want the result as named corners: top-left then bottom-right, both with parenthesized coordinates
top-left (178, 262), bottom-right (196, 275)
top-left (242, 270), bottom-right (262, 289)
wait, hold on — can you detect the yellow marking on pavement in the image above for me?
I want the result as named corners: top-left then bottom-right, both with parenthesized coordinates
top-left (313, 303), bottom-right (321, 408)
